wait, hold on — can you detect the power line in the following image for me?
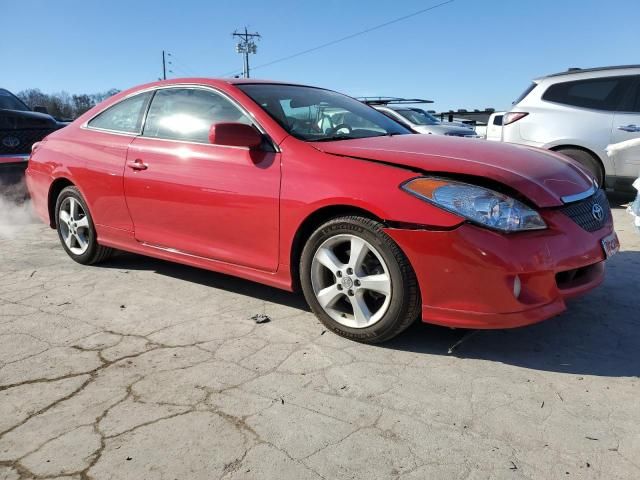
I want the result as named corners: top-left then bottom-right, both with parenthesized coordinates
top-left (170, 54), bottom-right (199, 77)
top-left (160, 51), bottom-right (202, 79)
top-left (218, 0), bottom-right (454, 77)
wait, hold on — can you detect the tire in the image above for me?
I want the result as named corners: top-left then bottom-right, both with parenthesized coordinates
top-left (300, 215), bottom-right (420, 343)
top-left (55, 186), bottom-right (113, 265)
top-left (556, 148), bottom-right (604, 187)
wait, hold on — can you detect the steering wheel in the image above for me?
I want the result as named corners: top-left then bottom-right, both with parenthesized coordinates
top-left (290, 118), bottom-right (322, 134)
top-left (329, 123), bottom-right (353, 136)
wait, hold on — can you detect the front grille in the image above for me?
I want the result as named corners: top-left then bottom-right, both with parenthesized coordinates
top-left (559, 189), bottom-right (611, 232)
top-left (0, 128), bottom-right (57, 155)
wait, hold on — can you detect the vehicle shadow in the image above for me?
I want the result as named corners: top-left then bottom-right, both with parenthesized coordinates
top-left (384, 249), bottom-right (640, 378)
top-left (104, 247), bottom-right (639, 378)
top-left (102, 251), bottom-right (310, 311)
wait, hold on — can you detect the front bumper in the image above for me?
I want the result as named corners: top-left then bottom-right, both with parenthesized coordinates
top-left (385, 207), bottom-right (614, 329)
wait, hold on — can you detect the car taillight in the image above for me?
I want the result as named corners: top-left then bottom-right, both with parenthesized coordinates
top-left (503, 112), bottom-right (528, 125)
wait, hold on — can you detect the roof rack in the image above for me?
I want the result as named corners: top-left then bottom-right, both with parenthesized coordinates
top-left (358, 96), bottom-right (434, 105)
top-left (544, 64), bottom-right (640, 78)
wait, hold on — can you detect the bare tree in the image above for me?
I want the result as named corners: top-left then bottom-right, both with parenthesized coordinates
top-left (17, 88), bottom-right (120, 120)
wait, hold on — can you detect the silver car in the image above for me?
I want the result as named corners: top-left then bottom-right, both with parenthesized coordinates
top-left (502, 65), bottom-right (640, 190)
top-left (360, 97), bottom-right (478, 137)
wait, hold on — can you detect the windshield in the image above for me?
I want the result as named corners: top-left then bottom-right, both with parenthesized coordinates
top-left (0, 89), bottom-right (30, 112)
top-left (237, 84), bottom-right (411, 141)
top-left (395, 108), bottom-right (440, 125)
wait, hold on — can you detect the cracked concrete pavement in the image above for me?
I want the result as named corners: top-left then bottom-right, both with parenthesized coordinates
top-left (0, 194), bottom-right (639, 479)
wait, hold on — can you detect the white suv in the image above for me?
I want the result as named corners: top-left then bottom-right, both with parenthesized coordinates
top-left (502, 65), bottom-right (640, 190)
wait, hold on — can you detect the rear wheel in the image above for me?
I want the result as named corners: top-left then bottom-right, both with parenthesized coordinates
top-left (300, 216), bottom-right (420, 343)
top-left (556, 148), bottom-right (603, 187)
top-left (55, 186), bottom-right (113, 265)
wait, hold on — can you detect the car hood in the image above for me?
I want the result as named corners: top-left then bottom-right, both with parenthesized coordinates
top-left (310, 135), bottom-right (593, 208)
top-left (0, 108), bottom-right (59, 129)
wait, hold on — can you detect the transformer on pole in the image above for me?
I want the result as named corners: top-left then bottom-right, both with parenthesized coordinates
top-left (232, 27), bottom-right (260, 78)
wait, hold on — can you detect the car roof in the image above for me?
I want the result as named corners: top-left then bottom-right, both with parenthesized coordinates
top-left (109, 78), bottom-right (329, 103)
top-left (377, 105), bottom-right (427, 112)
top-left (122, 78), bottom-right (317, 93)
top-left (537, 65), bottom-right (640, 81)
top-left (225, 78), bottom-right (312, 87)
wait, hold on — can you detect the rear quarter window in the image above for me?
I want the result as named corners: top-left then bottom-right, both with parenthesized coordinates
top-left (87, 92), bottom-right (153, 133)
top-left (492, 115), bottom-right (503, 126)
top-left (541, 76), bottom-right (634, 111)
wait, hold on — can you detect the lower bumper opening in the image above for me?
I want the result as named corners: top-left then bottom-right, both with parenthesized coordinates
top-left (556, 262), bottom-right (603, 291)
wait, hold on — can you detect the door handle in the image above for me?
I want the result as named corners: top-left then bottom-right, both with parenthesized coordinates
top-left (127, 159), bottom-right (148, 170)
top-left (617, 124), bottom-right (640, 132)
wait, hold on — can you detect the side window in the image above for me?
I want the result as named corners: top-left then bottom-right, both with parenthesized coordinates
top-left (493, 115), bottom-right (503, 126)
top-left (88, 92), bottom-right (152, 133)
top-left (620, 78), bottom-right (640, 113)
top-left (143, 88), bottom-right (252, 143)
top-left (542, 76), bottom-right (633, 111)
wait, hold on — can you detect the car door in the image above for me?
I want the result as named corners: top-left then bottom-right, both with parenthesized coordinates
top-left (123, 86), bottom-right (280, 272)
top-left (610, 76), bottom-right (640, 178)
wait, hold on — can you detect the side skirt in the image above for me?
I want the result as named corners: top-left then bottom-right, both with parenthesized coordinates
top-left (95, 224), bottom-right (294, 292)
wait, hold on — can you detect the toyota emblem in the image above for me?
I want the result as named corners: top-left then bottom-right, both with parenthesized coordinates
top-left (2, 136), bottom-right (20, 148)
top-left (591, 203), bottom-right (604, 222)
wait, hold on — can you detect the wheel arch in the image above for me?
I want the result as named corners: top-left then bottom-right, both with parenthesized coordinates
top-left (549, 144), bottom-right (606, 185)
top-left (47, 177), bottom-right (75, 228)
top-left (289, 204), bottom-right (384, 292)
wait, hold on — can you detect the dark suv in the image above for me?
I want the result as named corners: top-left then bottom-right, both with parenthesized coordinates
top-left (1, 88), bottom-right (65, 184)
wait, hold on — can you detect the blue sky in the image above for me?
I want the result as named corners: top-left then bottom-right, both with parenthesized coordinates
top-left (2, 0), bottom-right (639, 112)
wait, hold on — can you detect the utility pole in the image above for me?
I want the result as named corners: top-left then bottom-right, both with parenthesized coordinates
top-left (162, 50), bottom-right (167, 80)
top-left (232, 27), bottom-right (260, 78)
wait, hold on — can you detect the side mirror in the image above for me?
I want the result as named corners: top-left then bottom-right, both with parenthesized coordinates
top-left (208, 123), bottom-right (263, 149)
top-left (33, 105), bottom-right (49, 114)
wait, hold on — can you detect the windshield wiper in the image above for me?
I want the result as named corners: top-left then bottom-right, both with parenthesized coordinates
top-left (312, 135), bottom-right (356, 142)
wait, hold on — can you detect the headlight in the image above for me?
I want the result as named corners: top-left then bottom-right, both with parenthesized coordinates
top-left (401, 177), bottom-right (547, 232)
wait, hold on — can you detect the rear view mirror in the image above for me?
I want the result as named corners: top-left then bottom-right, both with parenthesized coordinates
top-left (33, 105), bottom-right (49, 114)
top-left (208, 123), bottom-right (263, 149)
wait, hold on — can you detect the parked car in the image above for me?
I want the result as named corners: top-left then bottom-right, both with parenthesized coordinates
top-left (1, 88), bottom-right (65, 185)
top-left (27, 79), bottom-right (617, 343)
top-left (502, 65), bottom-right (640, 190)
top-left (485, 111), bottom-right (505, 141)
top-left (360, 97), bottom-right (478, 137)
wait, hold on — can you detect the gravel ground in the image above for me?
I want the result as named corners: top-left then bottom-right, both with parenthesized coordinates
top-left (0, 190), bottom-right (639, 480)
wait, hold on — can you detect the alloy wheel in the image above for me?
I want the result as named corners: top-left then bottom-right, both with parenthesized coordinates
top-left (310, 234), bottom-right (392, 328)
top-left (58, 197), bottom-right (90, 255)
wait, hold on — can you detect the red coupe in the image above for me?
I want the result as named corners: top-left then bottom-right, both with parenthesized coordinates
top-left (26, 79), bottom-right (618, 343)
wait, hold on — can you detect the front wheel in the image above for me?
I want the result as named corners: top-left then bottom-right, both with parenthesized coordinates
top-left (55, 186), bottom-right (113, 265)
top-left (300, 216), bottom-right (420, 343)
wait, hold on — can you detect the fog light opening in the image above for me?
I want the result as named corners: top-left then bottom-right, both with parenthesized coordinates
top-left (513, 275), bottom-right (522, 299)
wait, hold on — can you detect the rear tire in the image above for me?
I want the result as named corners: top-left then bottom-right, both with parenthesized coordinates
top-left (555, 148), bottom-right (603, 187)
top-left (55, 186), bottom-right (113, 265)
top-left (300, 216), bottom-right (420, 343)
